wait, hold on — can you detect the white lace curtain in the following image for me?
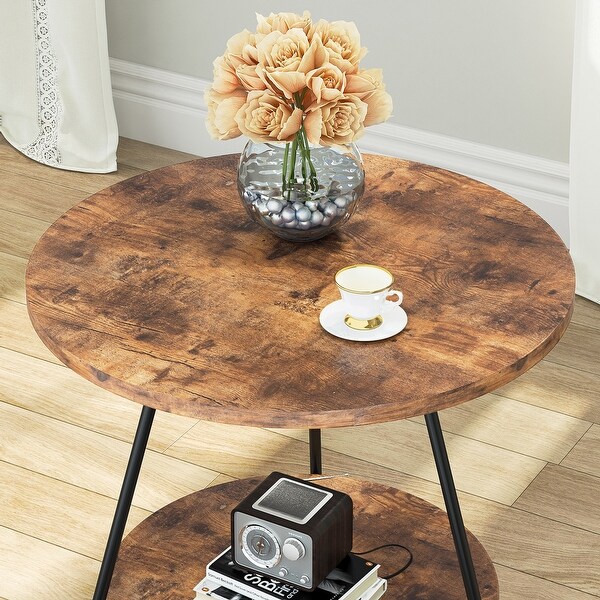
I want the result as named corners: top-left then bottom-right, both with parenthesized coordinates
top-left (570, 0), bottom-right (600, 304)
top-left (0, 0), bottom-right (118, 173)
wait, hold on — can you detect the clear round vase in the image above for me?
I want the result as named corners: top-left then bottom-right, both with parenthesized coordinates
top-left (237, 140), bottom-right (365, 242)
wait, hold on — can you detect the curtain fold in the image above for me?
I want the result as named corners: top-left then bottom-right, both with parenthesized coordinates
top-left (0, 0), bottom-right (118, 173)
top-left (570, 0), bottom-right (600, 303)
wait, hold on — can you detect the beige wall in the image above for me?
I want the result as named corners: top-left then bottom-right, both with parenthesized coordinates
top-left (106, 0), bottom-right (574, 162)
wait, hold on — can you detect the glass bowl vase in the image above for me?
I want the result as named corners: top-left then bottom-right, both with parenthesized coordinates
top-left (237, 140), bottom-right (365, 242)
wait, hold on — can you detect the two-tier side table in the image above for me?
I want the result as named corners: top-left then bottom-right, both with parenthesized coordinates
top-left (25, 154), bottom-right (575, 600)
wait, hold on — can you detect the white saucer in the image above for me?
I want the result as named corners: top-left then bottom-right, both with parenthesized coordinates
top-left (319, 300), bottom-right (408, 342)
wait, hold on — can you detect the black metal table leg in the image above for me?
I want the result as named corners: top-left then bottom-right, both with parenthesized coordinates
top-left (309, 428), bottom-right (322, 474)
top-left (93, 405), bottom-right (156, 600)
top-left (425, 412), bottom-right (481, 600)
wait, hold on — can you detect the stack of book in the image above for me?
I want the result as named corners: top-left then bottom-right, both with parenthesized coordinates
top-left (194, 548), bottom-right (387, 600)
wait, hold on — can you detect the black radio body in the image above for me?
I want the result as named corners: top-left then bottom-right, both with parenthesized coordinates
top-left (231, 472), bottom-right (353, 591)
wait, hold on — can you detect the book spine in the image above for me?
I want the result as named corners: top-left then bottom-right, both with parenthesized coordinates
top-left (207, 570), bottom-right (282, 600)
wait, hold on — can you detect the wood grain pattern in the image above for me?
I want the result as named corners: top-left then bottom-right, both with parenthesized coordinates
top-left (445, 486), bottom-right (600, 596)
top-left (494, 564), bottom-right (598, 600)
top-left (496, 358), bottom-right (600, 423)
top-left (513, 464), bottom-right (600, 534)
top-left (0, 251), bottom-right (27, 304)
top-left (0, 347), bottom-right (198, 453)
top-left (0, 171), bottom-right (87, 223)
top-left (419, 393), bottom-right (591, 463)
top-left (0, 461), bottom-right (151, 560)
top-left (269, 420), bottom-right (546, 505)
top-left (0, 297), bottom-right (61, 364)
top-left (107, 476), bottom-right (499, 600)
top-left (0, 135), bottom-right (144, 194)
top-left (25, 154), bottom-right (575, 428)
top-left (0, 525), bottom-right (98, 600)
top-left (543, 322), bottom-right (600, 376)
top-left (571, 295), bottom-right (600, 331)
top-left (0, 402), bottom-right (219, 512)
top-left (166, 420), bottom-right (447, 505)
top-left (116, 137), bottom-right (199, 171)
top-left (0, 209), bottom-right (50, 259)
top-left (561, 424), bottom-right (600, 478)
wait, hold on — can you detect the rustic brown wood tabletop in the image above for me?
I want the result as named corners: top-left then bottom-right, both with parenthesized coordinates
top-left (26, 154), bottom-right (575, 429)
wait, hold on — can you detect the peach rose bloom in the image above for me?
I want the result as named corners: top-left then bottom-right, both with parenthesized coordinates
top-left (311, 20), bottom-right (367, 73)
top-left (213, 29), bottom-right (262, 94)
top-left (256, 11), bottom-right (312, 35)
top-left (345, 68), bottom-right (384, 97)
top-left (235, 90), bottom-right (303, 143)
top-left (346, 68), bottom-right (393, 125)
top-left (211, 55), bottom-right (241, 95)
top-left (235, 64), bottom-right (266, 91)
top-left (225, 29), bottom-right (260, 65)
top-left (205, 89), bottom-right (246, 140)
top-left (304, 95), bottom-right (367, 146)
top-left (305, 63), bottom-right (346, 107)
top-left (257, 29), bottom-right (328, 100)
top-left (363, 89), bottom-right (393, 126)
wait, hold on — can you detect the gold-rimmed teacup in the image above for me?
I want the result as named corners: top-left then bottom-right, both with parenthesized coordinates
top-left (334, 264), bottom-right (403, 331)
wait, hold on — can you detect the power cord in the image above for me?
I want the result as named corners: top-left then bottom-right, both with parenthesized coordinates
top-left (352, 544), bottom-right (413, 580)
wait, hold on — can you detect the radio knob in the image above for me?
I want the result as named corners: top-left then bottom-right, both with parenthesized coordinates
top-left (282, 538), bottom-right (306, 561)
top-left (278, 567), bottom-right (288, 578)
top-left (299, 575), bottom-right (310, 586)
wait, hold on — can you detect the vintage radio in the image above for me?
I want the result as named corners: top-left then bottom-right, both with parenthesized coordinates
top-left (231, 472), bottom-right (353, 591)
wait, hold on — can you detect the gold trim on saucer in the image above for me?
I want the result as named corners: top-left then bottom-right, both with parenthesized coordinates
top-left (344, 314), bottom-right (384, 330)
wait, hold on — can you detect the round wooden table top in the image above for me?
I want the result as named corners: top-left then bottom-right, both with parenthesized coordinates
top-left (106, 476), bottom-right (498, 600)
top-left (26, 154), bottom-right (575, 428)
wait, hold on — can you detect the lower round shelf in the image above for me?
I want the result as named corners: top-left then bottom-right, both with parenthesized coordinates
top-left (107, 476), bottom-right (498, 600)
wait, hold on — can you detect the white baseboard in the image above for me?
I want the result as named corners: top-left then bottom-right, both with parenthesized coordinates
top-left (110, 57), bottom-right (570, 244)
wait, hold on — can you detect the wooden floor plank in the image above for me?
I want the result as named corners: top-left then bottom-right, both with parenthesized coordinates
top-left (572, 295), bottom-right (600, 331)
top-left (116, 137), bottom-right (199, 171)
top-left (0, 135), bottom-right (144, 194)
top-left (0, 251), bottom-right (26, 304)
top-left (165, 420), bottom-right (447, 503)
top-left (0, 298), bottom-right (63, 364)
top-left (0, 347), bottom-right (199, 452)
top-left (452, 492), bottom-right (600, 596)
top-left (415, 392), bottom-right (591, 463)
top-left (561, 424), bottom-right (600, 478)
top-left (0, 209), bottom-right (50, 259)
top-left (0, 460), bottom-right (151, 560)
top-left (496, 359), bottom-right (600, 423)
top-left (271, 420), bottom-right (547, 505)
top-left (514, 463), bottom-right (600, 534)
top-left (0, 170), bottom-right (89, 223)
top-left (544, 322), bottom-right (600, 377)
top-left (0, 402), bottom-right (220, 512)
top-left (0, 525), bottom-right (98, 600)
top-left (494, 563), bottom-right (599, 600)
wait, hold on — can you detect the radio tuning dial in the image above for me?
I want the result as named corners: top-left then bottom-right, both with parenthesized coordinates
top-left (240, 524), bottom-right (282, 568)
top-left (282, 538), bottom-right (306, 561)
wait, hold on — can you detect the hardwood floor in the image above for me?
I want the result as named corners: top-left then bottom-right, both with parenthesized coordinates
top-left (0, 134), bottom-right (599, 599)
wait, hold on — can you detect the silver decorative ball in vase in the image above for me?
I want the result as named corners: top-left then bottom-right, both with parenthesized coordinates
top-left (237, 141), bottom-right (365, 242)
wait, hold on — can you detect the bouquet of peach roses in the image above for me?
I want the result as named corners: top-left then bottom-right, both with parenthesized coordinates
top-left (206, 11), bottom-right (392, 240)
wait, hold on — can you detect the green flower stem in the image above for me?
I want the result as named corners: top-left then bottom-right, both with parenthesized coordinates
top-left (282, 142), bottom-right (290, 192)
top-left (283, 131), bottom-right (319, 197)
top-left (287, 135), bottom-right (298, 201)
top-left (296, 126), bottom-right (319, 193)
top-left (300, 138), bottom-right (308, 184)
top-left (287, 91), bottom-right (319, 197)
